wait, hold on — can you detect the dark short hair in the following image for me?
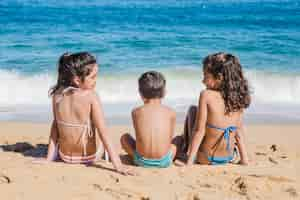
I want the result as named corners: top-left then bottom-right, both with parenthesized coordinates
top-left (138, 71), bottom-right (166, 99)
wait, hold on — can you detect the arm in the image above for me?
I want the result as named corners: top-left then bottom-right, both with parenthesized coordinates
top-left (170, 110), bottom-right (176, 138)
top-left (235, 115), bottom-right (249, 165)
top-left (46, 97), bottom-right (59, 161)
top-left (131, 109), bottom-right (138, 139)
top-left (186, 91), bottom-right (208, 165)
top-left (90, 92), bottom-right (127, 174)
top-left (34, 97), bottom-right (58, 163)
top-left (46, 120), bottom-right (58, 161)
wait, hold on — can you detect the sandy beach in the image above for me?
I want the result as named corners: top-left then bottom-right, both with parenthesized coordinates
top-left (1, 0), bottom-right (300, 199)
top-left (0, 122), bottom-right (299, 200)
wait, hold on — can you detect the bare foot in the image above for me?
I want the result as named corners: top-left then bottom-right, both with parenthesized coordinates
top-left (174, 159), bottom-right (185, 167)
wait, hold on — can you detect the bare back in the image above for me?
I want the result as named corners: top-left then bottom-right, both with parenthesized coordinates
top-left (198, 90), bottom-right (242, 161)
top-left (53, 89), bottom-right (97, 157)
top-left (132, 103), bottom-right (176, 159)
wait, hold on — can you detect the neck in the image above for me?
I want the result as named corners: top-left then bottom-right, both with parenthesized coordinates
top-left (143, 98), bottom-right (162, 105)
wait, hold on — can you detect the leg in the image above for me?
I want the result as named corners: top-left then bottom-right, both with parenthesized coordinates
top-left (182, 105), bottom-right (198, 153)
top-left (120, 133), bottom-right (136, 158)
top-left (170, 136), bottom-right (184, 160)
top-left (46, 121), bottom-right (59, 161)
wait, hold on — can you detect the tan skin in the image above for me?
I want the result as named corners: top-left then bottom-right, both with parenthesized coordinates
top-left (35, 64), bottom-right (133, 176)
top-left (120, 94), bottom-right (179, 162)
top-left (185, 71), bottom-right (249, 165)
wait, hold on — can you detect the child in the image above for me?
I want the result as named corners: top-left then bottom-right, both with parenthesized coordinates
top-left (39, 52), bottom-right (132, 175)
top-left (120, 71), bottom-right (179, 168)
top-left (182, 52), bottom-right (250, 165)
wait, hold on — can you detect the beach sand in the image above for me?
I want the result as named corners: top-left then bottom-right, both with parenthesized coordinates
top-left (0, 122), bottom-right (299, 200)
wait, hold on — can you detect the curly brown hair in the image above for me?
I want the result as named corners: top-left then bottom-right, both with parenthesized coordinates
top-left (203, 52), bottom-right (251, 114)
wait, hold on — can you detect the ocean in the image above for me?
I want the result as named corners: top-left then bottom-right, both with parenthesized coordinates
top-left (0, 0), bottom-right (300, 124)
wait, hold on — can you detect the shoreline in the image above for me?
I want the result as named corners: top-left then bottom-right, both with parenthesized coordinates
top-left (1, 108), bottom-right (300, 125)
top-left (1, 100), bottom-right (300, 125)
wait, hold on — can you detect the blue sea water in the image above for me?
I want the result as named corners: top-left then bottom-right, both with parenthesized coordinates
top-left (0, 0), bottom-right (300, 123)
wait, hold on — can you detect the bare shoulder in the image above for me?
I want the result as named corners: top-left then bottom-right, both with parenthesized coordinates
top-left (131, 106), bottom-right (143, 117)
top-left (200, 89), bottom-right (221, 100)
top-left (161, 105), bottom-right (176, 116)
top-left (132, 105), bottom-right (143, 113)
top-left (52, 93), bottom-right (62, 106)
top-left (52, 89), bottom-right (64, 103)
top-left (52, 94), bottom-right (58, 103)
top-left (201, 89), bottom-right (218, 96)
top-left (198, 90), bottom-right (210, 102)
top-left (84, 90), bottom-right (100, 103)
top-left (51, 95), bottom-right (58, 113)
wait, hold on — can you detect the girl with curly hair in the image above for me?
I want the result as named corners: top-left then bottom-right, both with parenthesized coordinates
top-left (182, 52), bottom-right (251, 165)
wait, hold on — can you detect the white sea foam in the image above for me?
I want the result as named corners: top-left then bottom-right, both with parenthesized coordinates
top-left (1, 68), bottom-right (300, 107)
top-left (0, 68), bottom-right (299, 123)
top-left (0, 70), bottom-right (54, 106)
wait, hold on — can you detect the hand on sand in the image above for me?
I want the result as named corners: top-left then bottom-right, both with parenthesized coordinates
top-left (32, 158), bottom-right (51, 164)
top-left (238, 159), bottom-right (249, 166)
top-left (185, 157), bottom-right (195, 166)
top-left (248, 154), bottom-right (255, 164)
top-left (116, 167), bottom-right (136, 176)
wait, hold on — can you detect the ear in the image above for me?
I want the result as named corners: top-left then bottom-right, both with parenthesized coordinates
top-left (139, 91), bottom-right (145, 101)
top-left (216, 74), bottom-right (224, 85)
top-left (217, 73), bottom-right (223, 81)
top-left (72, 76), bottom-right (81, 87)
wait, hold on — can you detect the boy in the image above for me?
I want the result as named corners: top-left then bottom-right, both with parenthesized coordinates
top-left (120, 71), bottom-right (178, 168)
